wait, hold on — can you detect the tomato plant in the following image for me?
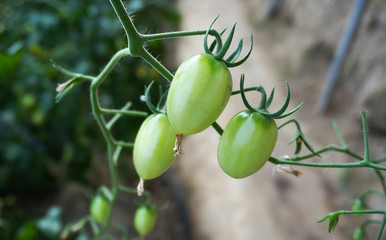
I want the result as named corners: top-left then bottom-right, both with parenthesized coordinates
top-left (52, 2), bottom-right (386, 238)
top-left (134, 205), bottom-right (157, 237)
top-left (90, 195), bottom-right (109, 224)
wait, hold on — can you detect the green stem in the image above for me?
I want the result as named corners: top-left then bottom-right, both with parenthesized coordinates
top-left (89, 217), bottom-right (100, 236)
top-left (361, 111), bottom-right (371, 163)
top-left (231, 86), bottom-right (259, 95)
top-left (331, 119), bottom-right (348, 148)
top-left (100, 108), bottom-right (148, 117)
top-left (269, 157), bottom-right (386, 171)
top-left (359, 189), bottom-right (386, 199)
top-left (373, 157), bottom-right (386, 163)
top-left (374, 170), bottom-right (386, 197)
top-left (94, 48), bottom-right (131, 88)
top-left (377, 214), bottom-right (386, 240)
top-left (119, 185), bottom-right (138, 194)
top-left (90, 47), bottom-right (132, 239)
top-left (276, 144), bottom-right (362, 161)
top-left (143, 29), bottom-right (221, 41)
top-left (211, 121), bottom-right (224, 135)
top-left (140, 47), bottom-right (174, 82)
top-left (109, 0), bottom-right (141, 45)
top-left (106, 102), bottom-right (133, 129)
top-left (113, 140), bottom-right (134, 148)
top-left (339, 210), bottom-right (386, 215)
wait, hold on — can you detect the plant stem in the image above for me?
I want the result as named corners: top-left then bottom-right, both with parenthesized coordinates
top-left (143, 29), bottom-right (221, 41)
top-left (140, 47), bottom-right (174, 81)
top-left (377, 214), bottom-right (386, 240)
top-left (361, 111), bottom-right (371, 163)
top-left (100, 108), bottom-right (148, 117)
top-left (269, 156), bottom-right (386, 171)
top-left (211, 121), bottom-right (224, 135)
top-left (275, 144), bottom-right (362, 161)
top-left (109, 0), bottom-right (141, 45)
top-left (231, 86), bottom-right (258, 95)
top-left (339, 210), bottom-right (386, 215)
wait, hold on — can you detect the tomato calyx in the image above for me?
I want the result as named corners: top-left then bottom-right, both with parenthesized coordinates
top-left (239, 74), bottom-right (303, 120)
top-left (203, 16), bottom-right (253, 68)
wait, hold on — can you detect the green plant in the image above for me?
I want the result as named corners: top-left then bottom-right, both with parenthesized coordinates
top-left (52, 0), bottom-right (385, 239)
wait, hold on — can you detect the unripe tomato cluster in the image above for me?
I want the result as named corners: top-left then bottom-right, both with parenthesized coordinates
top-left (133, 52), bottom-right (279, 180)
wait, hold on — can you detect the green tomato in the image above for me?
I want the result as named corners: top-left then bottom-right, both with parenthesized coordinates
top-left (90, 195), bottom-right (109, 224)
top-left (133, 113), bottom-right (176, 180)
top-left (167, 53), bottom-right (232, 135)
top-left (352, 198), bottom-right (366, 216)
top-left (134, 205), bottom-right (156, 236)
top-left (353, 227), bottom-right (365, 240)
top-left (217, 110), bottom-right (278, 178)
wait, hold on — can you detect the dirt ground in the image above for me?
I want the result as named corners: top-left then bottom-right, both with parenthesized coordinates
top-left (168, 0), bottom-right (386, 239)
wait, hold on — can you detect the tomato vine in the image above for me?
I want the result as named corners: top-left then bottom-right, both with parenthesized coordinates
top-left (54, 0), bottom-right (386, 239)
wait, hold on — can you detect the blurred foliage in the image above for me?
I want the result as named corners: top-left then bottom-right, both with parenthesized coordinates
top-left (0, 0), bottom-right (180, 239)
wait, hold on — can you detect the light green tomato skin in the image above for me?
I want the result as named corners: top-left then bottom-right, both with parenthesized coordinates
top-left (133, 113), bottom-right (176, 180)
top-left (217, 111), bottom-right (278, 179)
top-left (90, 195), bottom-right (109, 224)
top-left (134, 206), bottom-right (157, 236)
top-left (167, 53), bottom-right (232, 135)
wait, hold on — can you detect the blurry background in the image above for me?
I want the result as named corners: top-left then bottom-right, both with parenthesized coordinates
top-left (1, 0), bottom-right (385, 239)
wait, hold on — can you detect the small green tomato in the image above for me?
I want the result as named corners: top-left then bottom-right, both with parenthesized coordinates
top-left (352, 198), bottom-right (366, 216)
top-left (217, 110), bottom-right (278, 179)
top-left (352, 227), bottom-right (365, 240)
top-left (90, 195), bottom-right (109, 224)
top-left (167, 53), bottom-right (232, 135)
top-left (133, 113), bottom-right (176, 180)
top-left (134, 205), bottom-right (156, 237)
